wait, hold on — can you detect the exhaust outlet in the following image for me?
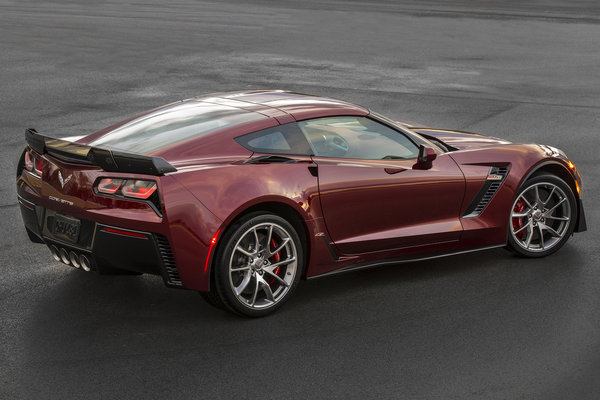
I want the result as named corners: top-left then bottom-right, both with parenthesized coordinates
top-left (50, 245), bottom-right (61, 262)
top-left (80, 255), bottom-right (92, 272)
top-left (69, 251), bottom-right (81, 269)
top-left (59, 248), bottom-right (71, 265)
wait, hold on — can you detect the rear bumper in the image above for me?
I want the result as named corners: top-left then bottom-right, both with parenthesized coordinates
top-left (18, 195), bottom-right (183, 287)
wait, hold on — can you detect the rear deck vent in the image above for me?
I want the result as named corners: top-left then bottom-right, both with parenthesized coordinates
top-left (463, 166), bottom-right (510, 218)
top-left (155, 234), bottom-right (182, 287)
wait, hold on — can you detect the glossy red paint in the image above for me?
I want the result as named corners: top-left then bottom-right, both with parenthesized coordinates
top-left (16, 90), bottom-right (586, 293)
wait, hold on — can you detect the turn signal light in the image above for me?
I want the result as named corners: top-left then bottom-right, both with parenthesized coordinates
top-left (96, 178), bottom-right (157, 199)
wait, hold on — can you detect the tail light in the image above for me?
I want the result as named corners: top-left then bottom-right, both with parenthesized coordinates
top-left (96, 178), bottom-right (161, 214)
top-left (97, 178), bottom-right (123, 194)
top-left (34, 158), bottom-right (43, 175)
top-left (24, 151), bottom-right (34, 171)
top-left (97, 178), bottom-right (157, 199)
top-left (121, 180), bottom-right (157, 199)
top-left (23, 150), bottom-right (43, 177)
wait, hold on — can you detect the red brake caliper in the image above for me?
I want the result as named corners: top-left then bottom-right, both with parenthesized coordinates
top-left (268, 238), bottom-right (281, 285)
top-left (512, 199), bottom-right (526, 239)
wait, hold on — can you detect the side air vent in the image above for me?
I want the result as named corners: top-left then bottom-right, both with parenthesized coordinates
top-left (155, 234), bottom-right (182, 287)
top-left (463, 166), bottom-right (510, 218)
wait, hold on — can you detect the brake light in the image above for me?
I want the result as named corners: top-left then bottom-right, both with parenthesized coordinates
top-left (24, 151), bottom-right (34, 171)
top-left (121, 180), bottom-right (157, 199)
top-left (34, 158), bottom-right (43, 176)
top-left (97, 178), bottom-right (124, 194)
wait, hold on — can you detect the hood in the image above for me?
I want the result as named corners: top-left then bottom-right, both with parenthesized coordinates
top-left (410, 128), bottom-right (512, 151)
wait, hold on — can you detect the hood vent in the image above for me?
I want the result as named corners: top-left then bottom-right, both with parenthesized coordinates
top-left (463, 166), bottom-right (509, 218)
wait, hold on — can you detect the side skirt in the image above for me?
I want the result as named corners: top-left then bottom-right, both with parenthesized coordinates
top-left (307, 244), bottom-right (506, 279)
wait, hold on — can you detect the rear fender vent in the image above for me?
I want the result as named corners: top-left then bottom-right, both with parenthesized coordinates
top-left (463, 166), bottom-right (510, 218)
top-left (155, 234), bottom-right (182, 287)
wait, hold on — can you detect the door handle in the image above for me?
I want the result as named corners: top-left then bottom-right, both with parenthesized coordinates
top-left (384, 168), bottom-right (405, 175)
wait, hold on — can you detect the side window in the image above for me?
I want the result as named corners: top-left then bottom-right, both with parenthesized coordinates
top-left (235, 123), bottom-right (312, 155)
top-left (298, 116), bottom-right (420, 160)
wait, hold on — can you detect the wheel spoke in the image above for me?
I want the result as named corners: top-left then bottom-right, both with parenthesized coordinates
top-left (235, 246), bottom-right (255, 257)
top-left (264, 269), bottom-right (289, 287)
top-left (231, 265), bottom-right (251, 272)
top-left (543, 187), bottom-right (555, 206)
top-left (520, 195), bottom-right (533, 209)
top-left (525, 227), bottom-right (534, 249)
top-left (250, 276), bottom-right (260, 306)
top-left (259, 278), bottom-right (274, 302)
top-left (235, 272), bottom-right (252, 296)
top-left (514, 222), bottom-right (530, 235)
top-left (545, 215), bottom-right (569, 221)
top-left (512, 211), bottom-right (530, 218)
top-left (265, 225), bottom-right (273, 250)
top-left (544, 225), bottom-right (562, 238)
top-left (253, 228), bottom-right (260, 252)
top-left (269, 237), bottom-right (290, 257)
top-left (534, 185), bottom-right (542, 205)
top-left (265, 256), bottom-right (296, 270)
top-left (538, 224), bottom-right (545, 249)
top-left (546, 197), bottom-right (566, 215)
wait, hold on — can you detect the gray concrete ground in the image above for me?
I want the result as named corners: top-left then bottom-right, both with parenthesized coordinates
top-left (1, 1), bottom-right (599, 398)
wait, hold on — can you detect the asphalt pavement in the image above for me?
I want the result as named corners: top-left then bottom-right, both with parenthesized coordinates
top-left (1, 1), bottom-right (599, 399)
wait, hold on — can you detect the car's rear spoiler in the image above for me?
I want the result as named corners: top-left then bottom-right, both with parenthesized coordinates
top-left (25, 128), bottom-right (177, 175)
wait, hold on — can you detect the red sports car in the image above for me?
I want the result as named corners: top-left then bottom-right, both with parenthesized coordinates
top-left (16, 90), bottom-right (586, 316)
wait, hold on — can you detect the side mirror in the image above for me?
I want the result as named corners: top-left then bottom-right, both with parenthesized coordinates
top-left (414, 145), bottom-right (437, 170)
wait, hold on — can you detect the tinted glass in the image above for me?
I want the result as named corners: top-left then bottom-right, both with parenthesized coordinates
top-left (90, 101), bottom-right (266, 154)
top-left (298, 116), bottom-right (419, 160)
top-left (235, 123), bottom-right (312, 155)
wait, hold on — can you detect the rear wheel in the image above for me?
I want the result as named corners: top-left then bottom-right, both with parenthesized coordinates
top-left (208, 213), bottom-right (303, 317)
top-left (508, 174), bottom-right (576, 257)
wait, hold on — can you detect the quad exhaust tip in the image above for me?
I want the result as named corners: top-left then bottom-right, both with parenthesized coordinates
top-left (48, 246), bottom-right (92, 271)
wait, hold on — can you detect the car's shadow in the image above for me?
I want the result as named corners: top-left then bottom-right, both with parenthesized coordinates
top-left (20, 244), bottom-right (585, 396)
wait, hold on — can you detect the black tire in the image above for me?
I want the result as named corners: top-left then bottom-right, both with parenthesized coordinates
top-left (199, 290), bottom-right (226, 310)
top-left (507, 174), bottom-right (576, 258)
top-left (210, 212), bottom-right (304, 317)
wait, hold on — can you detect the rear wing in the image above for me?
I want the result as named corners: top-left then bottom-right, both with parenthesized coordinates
top-left (25, 128), bottom-right (177, 176)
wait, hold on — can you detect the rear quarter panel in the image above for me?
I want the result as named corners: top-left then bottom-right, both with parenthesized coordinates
top-left (170, 158), bottom-right (335, 279)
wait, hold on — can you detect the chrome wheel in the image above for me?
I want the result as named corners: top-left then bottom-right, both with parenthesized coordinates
top-left (228, 222), bottom-right (298, 310)
top-left (510, 182), bottom-right (571, 253)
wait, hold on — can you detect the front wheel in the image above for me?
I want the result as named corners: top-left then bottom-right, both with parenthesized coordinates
top-left (507, 174), bottom-right (576, 257)
top-left (210, 213), bottom-right (304, 317)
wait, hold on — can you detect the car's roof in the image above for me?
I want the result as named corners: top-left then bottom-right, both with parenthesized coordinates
top-left (194, 90), bottom-right (369, 122)
top-left (80, 90), bottom-right (369, 160)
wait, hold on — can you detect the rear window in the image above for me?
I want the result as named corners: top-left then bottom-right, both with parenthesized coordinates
top-left (89, 101), bottom-right (266, 154)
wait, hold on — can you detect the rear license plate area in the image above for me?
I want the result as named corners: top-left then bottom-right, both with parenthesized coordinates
top-left (51, 214), bottom-right (81, 244)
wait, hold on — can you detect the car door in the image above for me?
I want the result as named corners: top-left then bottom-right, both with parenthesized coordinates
top-left (299, 116), bottom-right (466, 255)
